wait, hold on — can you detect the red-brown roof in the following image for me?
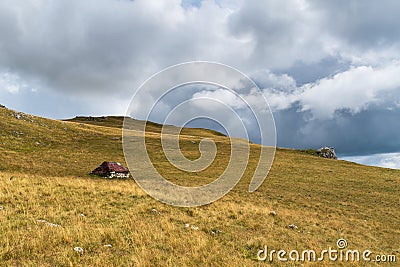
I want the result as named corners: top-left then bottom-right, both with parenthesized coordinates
top-left (91, 161), bottom-right (129, 175)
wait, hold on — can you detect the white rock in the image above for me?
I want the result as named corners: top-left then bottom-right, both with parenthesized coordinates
top-left (37, 219), bottom-right (60, 227)
top-left (211, 229), bottom-right (222, 235)
top-left (317, 147), bottom-right (337, 159)
top-left (74, 247), bottom-right (84, 254)
top-left (151, 208), bottom-right (161, 215)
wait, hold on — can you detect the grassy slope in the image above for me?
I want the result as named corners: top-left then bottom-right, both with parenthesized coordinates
top-left (0, 107), bottom-right (399, 266)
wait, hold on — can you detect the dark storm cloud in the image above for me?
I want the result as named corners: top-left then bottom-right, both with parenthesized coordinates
top-left (309, 0), bottom-right (400, 49)
top-left (274, 105), bottom-right (400, 156)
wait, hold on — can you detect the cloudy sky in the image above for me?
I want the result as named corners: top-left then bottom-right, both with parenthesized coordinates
top-left (1, 0), bottom-right (400, 168)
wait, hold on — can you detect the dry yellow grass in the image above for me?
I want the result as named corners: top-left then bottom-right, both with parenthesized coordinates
top-left (0, 107), bottom-right (399, 266)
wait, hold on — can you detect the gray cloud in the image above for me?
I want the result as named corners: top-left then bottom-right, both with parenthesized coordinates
top-left (274, 105), bottom-right (400, 156)
top-left (309, 0), bottom-right (400, 49)
top-left (227, 0), bottom-right (329, 69)
top-left (0, 0), bottom-right (238, 96)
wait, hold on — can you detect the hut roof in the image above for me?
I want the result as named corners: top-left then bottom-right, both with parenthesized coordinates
top-left (91, 161), bottom-right (129, 175)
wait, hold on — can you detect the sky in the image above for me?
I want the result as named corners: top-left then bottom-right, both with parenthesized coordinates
top-left (0, 0), bottom-right (400, 168)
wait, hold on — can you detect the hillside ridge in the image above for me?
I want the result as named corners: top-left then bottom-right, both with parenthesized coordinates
top-left (64, 115), bottom-right (227, 137)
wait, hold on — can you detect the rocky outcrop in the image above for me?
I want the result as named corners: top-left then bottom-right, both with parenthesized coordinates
top-left (317, 147), bottom-right (337, 159)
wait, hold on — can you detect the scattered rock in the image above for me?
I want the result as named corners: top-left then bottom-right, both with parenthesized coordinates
top-left (10, 111), bottom-right (35, 122)
top-left (13, 131), bottom-right (24, 136)
top-left (74, 247), bottom-right (84, 254)
top-left (0, 104), bottom-right (5, 108)
top-left (0, 205), bottom-right (3, 210)
top-left (191, 140), bottom-right (196, 144)
top-left (211, 229), bottom-right (222, 235)
top-left (317, 147), bottom-right (337, 159)
top-left (269, 210), bottom-right (277, 216)
top-left (288, 224), bottom-right (298, 230)
top-left (184, 223), bottom-right (199, 230)
top-left (37, 219), bottom-right (61, 227)
top-left (111, 137), bottom-right (119, 140)
top-left (103, 244), bottom-right (112, 248)
top-left (35, 142), bottom-right (41, 146)
top-left (151, 208), bottom-right (161, 215)
top-left (79, 213), bottom-right (86, 217)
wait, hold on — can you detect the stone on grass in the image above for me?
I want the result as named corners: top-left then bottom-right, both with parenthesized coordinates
top-left (184, 223), bottom-right (199, 230)
top-left (37, 219), bottom-right (61, 227)
top-left (151, 208), bottom-right (161, 215)
top-left (317, 147), bottom-right (337, 159)
top-left (74, 247), bottom-right (84, 254)
top-left (211, 229), bottom-right (222, 235)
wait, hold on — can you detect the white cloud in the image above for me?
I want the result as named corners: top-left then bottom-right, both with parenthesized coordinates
top-left (192, 88), bottom-right (246, 110)
top-left (0, 72), bottom-right (21, 94)
top-left (298, 62), bottom-right (400, 118)
top-left (252, 70), bottom-right (298, 111)
top-left (260, 62), bottom-right (400, 119)
top-left (342, 152), bottom-right (400, 170)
